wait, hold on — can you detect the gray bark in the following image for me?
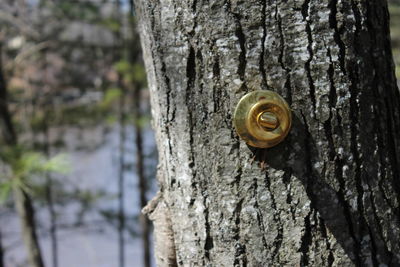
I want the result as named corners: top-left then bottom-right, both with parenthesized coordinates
top-left (135, 0), bottom-right (400, 266)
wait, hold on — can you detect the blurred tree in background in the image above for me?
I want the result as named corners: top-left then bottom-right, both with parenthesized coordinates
top-left (0, 0), bottom-right (154, 267)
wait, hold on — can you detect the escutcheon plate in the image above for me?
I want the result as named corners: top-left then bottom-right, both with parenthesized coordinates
top-left (233, 90), bottom-right (292, 148)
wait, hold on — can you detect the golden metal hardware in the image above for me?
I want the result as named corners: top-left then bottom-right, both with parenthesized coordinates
top-left (233, 90), bottom-right (292, 148)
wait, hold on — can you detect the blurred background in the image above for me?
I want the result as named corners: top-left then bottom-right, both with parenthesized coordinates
top-left (0, 0), bottom-right (155, 267)
top-left (0, 1), bottom-right (399, 267)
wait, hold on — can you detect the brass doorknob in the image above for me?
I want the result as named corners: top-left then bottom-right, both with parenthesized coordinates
top-left (233, 90), bottom-right (292, 148)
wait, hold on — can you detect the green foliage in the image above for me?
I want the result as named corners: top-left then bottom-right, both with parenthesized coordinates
top-left (132, 63), bottom-right (148, 87)
top-left (29, 112), bottom-right (46, 132)
top-left (106, 114), bottom-right (118, 124)
top-left (56, 105), bottom-right (104, 127)
top-left (0, 182), bottom-right (12, 204)
top-left (55, 2), bottom-right (100, 23)
top-left (29, 111), bottom-right (57, 133)
top-left (126, 113), bottom-right (151, 129)
top-left (0, 146), bottom-right (70, 204)
top-left (100, 87), bottom-right (122, 109)
top-left (114, 60), bottom-right (147, 87)
top-left (114, 60), bottom-right (130, 74)
top-left (100, 18), bottom-right (122, 33)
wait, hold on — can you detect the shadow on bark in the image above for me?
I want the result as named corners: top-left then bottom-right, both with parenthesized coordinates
top-left (250, 114), bottom-right (396, 265)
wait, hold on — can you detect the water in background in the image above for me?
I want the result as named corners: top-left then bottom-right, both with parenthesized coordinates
top-left (2, 125), bottom-right (157, 267)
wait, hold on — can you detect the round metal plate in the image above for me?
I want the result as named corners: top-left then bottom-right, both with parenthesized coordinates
top-left (233, 90), bottom-right (292, 148)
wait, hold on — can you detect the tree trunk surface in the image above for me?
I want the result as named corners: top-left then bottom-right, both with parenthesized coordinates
top-left (135, 0), bottom-right (400, 266)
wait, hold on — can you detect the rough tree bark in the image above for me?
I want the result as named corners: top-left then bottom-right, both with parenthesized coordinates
top-left (135, 0), bottom-right (400, 266)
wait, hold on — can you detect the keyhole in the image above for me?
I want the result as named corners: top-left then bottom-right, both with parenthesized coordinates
top-left (258, 111), bottom-right (279, 130)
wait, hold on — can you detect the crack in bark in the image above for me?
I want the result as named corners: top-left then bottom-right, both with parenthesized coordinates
top-left (368, 227), bottom-right (379, 267)
top-left (212, 51), bottom-right (221, 112)
top-left (367, 181), bottom-right (393, 265)
top-left (186, 46), bottom-right (196, 100)
top-left (234, 21), bottom-right (246, 81)
top-left (225, 0), bottom-right (247, 81)
top-left (252, 178), bottom-right (269, 253)
top-left (186, 45), bottom-right (196, 166)
top-left (299, 210), bottom-right (313, 266)
top-left (259, 0), bottom-right (269, 89)
top-left (276, 13), bottom-right (288, 74)
top-left (324, 48), bottom-right (337, 161)
top-left (299, 111), bottom-right (319, 265)
top-left (384, 98), bottom-right (400, 217)
top-left (375, 129), bottom-right (394, 210)
top-left (320, 218), bottom-right (335, 267)
top-left (329, 0), bottom-right (346, 74)
top-left (191, 0), bottom-right (197, 13)
top-left (159, 59), bottom-right (175, 156)
top-left (284, 74), bottom-right (293, 105)
top-left (301, 0), bottom-right (316, 114)
top-left (193, 50), bottom-right (210, 260)
top-left (264, 172), bottom-right (283, 263)
top-left (348, 63), bottom-right (365, 266)
top-left (276, 7), bottom-right (293, 104)
top-left (185, 45), bottom-right (214, 265)
top-left (204, 204), bottom-right (214, 261)
top-left (195, 50), bottom-right (209, 124)
top-left (160, 60), bottom-right (174, 123)
top-left (148, 3), bottom-right (175, 155)
top-left (232, 109), bottom-right (245, 266)
top-left (233, 198), bottom-right (247, 267)
top-left (282, 170), bottom-right (296, 221)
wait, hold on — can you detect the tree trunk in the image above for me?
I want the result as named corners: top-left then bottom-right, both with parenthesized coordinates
top-left (118, 85), bottom-right (127, 267)
top-left (43, 116), bottom-right (58, 267)
top-left (115, 2), bottom-right (127, 266)
top-left (135, 0), bottom-right (400, 266)
top-left (0, 43), bottom-right (16, 146)
top-left (0, 43), bottom-right (45, 267)
top-left (13, 187), bottom-right (45, 267)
